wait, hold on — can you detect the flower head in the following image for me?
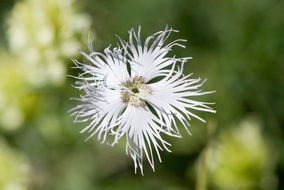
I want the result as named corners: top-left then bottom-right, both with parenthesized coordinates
top-left (70, 27), bottom-right (215, 174)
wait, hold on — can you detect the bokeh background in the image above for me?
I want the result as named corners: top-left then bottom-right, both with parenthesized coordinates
top-left (0, 0), bottom-right (283, 189)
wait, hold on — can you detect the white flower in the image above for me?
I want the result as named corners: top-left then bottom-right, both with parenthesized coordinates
top-left (70, 27), bottom-right (216, 174)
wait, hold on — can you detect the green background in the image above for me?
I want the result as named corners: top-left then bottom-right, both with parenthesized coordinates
top-left (0, 0), bottom-right (283, 189)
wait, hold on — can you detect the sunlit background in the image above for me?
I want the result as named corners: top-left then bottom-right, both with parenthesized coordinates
top-left (0, 0), bottom-right (283, 189)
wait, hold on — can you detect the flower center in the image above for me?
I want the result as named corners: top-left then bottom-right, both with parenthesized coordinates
top-left (131, 88), bottom-right (139, 93)
top-left (120, 76), bottom-right (152, 107)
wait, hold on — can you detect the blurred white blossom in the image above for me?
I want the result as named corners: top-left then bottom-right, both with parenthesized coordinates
top-left (7, 0), bottom-right (91, 86)
top-left (209, 116), bottom-right (278, 190)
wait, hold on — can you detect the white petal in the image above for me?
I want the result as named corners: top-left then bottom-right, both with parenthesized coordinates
top-left (111, 106), bottom-right (173, 174)
top-left (121, 27), bottom-right (191, 81)
top-left (147, 70), bottom-right (215, 134)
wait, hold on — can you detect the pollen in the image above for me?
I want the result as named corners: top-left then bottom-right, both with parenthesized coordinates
top-left (120, 76), bottom-right (152, 107)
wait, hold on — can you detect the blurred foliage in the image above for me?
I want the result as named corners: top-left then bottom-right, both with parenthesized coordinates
top-left (0, 139), bottom-right (31, 190)
top-left (0, 0), bottom-right (283, 190)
